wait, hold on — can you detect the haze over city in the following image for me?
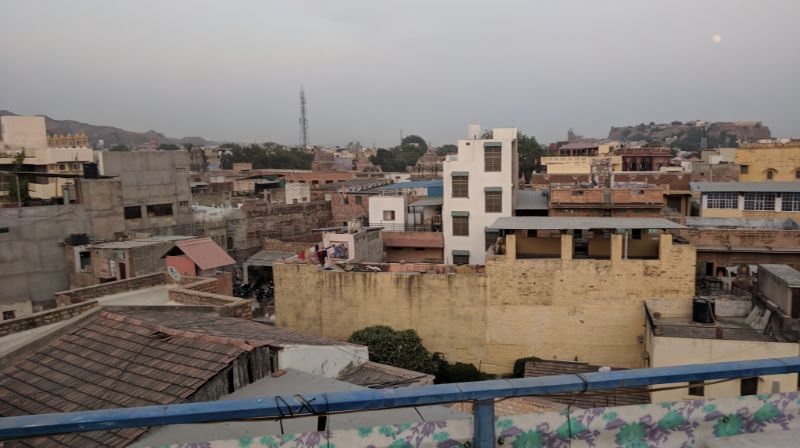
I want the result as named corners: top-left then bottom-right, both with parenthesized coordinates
top-left (2, 0), bottom-right (800, 146)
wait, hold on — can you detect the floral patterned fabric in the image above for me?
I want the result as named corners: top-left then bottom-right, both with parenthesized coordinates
top-left (153, 392), bottom-right (800, 448)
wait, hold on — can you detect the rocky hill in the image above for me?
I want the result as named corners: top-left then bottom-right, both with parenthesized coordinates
top-left (0, 110), bottom-right (212, 148)
top-left (608, 120), bottom-right (771, 151)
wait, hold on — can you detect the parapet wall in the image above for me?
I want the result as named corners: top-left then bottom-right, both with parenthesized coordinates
top-left (169, 278), bottom-right (252, 319)
top-left (275, 238), bottom-right (696, 375)
top-left (0, 301), bottom-right (98, 337)
top-left (54, 273), bottom-right (167, 306)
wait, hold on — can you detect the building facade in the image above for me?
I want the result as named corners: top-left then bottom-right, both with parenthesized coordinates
top-left (735, 143), bottom-right (800, 182)
top-left (442, 125), bottom-right (518, 264)
top-left (692, 182), bottom-right (800, 222)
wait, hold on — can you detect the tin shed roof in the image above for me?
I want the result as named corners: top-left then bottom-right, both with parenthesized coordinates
top-left (169, 237), bottom-right (236, 270)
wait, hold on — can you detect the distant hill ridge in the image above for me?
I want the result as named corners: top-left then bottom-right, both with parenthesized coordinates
top-left (0, 109), bottom-right (212, 148)
top-left (608, 120), bottom-right (771, 151)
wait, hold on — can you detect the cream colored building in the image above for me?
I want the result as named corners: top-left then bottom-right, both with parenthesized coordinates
top-left (0, 116), bottom-right (93, 200)
top-left (275, 217), bottom-right (695, 375)
top-left (692, 181), bottom-right (800, 221)
top-left (735, 143), bottom-right (800, 182)
top-left (645, 298), bottom-right (799, 403)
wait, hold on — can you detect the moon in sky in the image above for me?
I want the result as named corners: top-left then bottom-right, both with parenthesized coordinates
top-left (712, 34), bottom-right (722, 44)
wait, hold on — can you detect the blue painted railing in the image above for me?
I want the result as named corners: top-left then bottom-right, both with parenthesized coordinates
top-left (2, 357), bottom-right (800, 445)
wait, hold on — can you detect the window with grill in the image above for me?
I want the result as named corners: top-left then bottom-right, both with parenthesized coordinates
top-left (452, 175), bottom-right (468, 198)
top-left (452, 215), bottom-right (469, 236)
top-left (452, 253), bottom-right (470, 265)
top-left (783, 193), bottom-right (800, 211)
top-left (766, 170), bottom-right (775, 181)
top-left (485, 191), bottom-right (502, 213)
top-left (484, 147), bottom-right (501, 172)
top-left (740, 165), bottom-right (749, 174)
top-left (706, 192), bottom-right (738, 209)
top-left (744, 192), bottom-right (775, 211)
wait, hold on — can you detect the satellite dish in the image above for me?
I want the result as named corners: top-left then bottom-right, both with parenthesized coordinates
top-left (167, 265), bottom-right (182, 282)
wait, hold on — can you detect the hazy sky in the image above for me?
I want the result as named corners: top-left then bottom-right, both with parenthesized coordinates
top-left (2, 0), bottom-right (799, 146)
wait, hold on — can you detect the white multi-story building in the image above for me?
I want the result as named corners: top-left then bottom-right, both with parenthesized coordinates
top-left (443, 124), bottom-right (518, 265)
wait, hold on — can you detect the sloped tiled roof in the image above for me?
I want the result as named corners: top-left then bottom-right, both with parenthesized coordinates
top-left (172, 237), bottom-right (236, 271)
top-left (115, 309), bottom-right (359, 347)
top-left (524, 360), bottom-right (649, 409)
top-left (0, 311), bottom-right (250, 447)
top-left (0, 310), bottom-right (358, 447)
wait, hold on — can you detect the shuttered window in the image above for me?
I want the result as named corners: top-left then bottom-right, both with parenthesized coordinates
top-left (485, 191), bottom-right (502, 213)
top-left (484, 147), bottom-right (501, 172)
top-left (452, 215), bottom-right (469, 236)
top-left (452, 175), bottom-right (468, 198)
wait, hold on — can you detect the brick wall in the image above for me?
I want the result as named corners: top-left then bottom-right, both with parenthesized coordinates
top-left (55, 273), bottom-right (167, 305)
top-left (330, 194), bottom-right (369, 226)
top-left (231, 200), bottom-right (333, 261)
top-left (690, 162), bottom-right (740, 182)
top-left (0, 301), bottom-right (98, 337)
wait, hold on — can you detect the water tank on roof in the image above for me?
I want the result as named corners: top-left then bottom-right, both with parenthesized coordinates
top-left (83, 162), bottom-right (99, 179)
top-left (692, 298), bottom-right (715, 324)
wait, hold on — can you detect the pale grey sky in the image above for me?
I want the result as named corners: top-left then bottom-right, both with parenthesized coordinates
top-left (1, 0), bottom-right (799, 146)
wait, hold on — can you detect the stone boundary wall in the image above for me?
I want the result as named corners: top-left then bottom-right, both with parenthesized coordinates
top-left (169, 279), bottom-right (252, 319)
top-left (54, 273), bottom-right (167, 306)
top-left (0, 301), bottom-right (98, 337)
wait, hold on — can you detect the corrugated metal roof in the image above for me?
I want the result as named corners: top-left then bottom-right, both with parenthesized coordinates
top-left (685, 217), bottom-right (799, 230)
top-left (759, 264), bottom-right (800, 287)
top-left (490, 216), bottom-right (685, 230)
top-left (409, 196), bottom-right (443, 207)
top-left (244, 250), bottom-right (296, 267)
top-left (92, 235), bottom-right (194, 249)
top-left (690, 181), bottom-right (800, 193)
top-left (376, 179), bottom-right (443, 190)
top-left (515, 190), bottom-right (549, 210)
top-left (524, 360), bottom-right (648, 409)
top-left (336, 361), bottom-right (433, 388)
top-left (173, 237), bottom-right (236, 270)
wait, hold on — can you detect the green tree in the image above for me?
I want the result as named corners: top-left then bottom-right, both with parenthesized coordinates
top-left (435, 144), bottom-right (458, 156)
top-left (348, 325), bottom-right (494, 383)
top-left (517, 132), bottom-right (544, 181)
top-left (368, 135), bottom-right (429, 172)
top-left (109, 144), bottom-right (131, 152)
top-left (219, 143), bottom-right (313, 170)
top-left (157, 143), bottom-right (181, 151)
top-left (349, 325), bottom-right (435, 373)
top-left (6, 153), bottom-right (31, 203)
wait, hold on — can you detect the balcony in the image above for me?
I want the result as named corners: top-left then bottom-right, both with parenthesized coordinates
top-left (1, 359), bottom-right (799, 447)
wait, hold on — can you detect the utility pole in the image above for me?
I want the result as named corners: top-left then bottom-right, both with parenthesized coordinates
top-left (299, 86), bottom-right (309, 149)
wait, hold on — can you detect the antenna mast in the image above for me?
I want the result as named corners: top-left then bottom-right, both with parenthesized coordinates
top-left (299, 86), bottom-right (309, 149)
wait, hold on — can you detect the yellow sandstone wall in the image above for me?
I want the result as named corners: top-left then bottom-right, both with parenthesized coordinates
top-left (482, 238), bottom-right (695, 373)
top-left (274, 264), bottom-right (489, 367)
top-left (648, 336), bottom-right (798, 403)
top-left (274, 236), bottom-right (695, 375)
top-left (735, 146), bottom-right (800, 182)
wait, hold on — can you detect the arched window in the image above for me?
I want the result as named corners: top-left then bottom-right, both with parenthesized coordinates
top-left (795, 170), bottom-right (800, 180)
top-left (766, 169), bottom-right (776, 181)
